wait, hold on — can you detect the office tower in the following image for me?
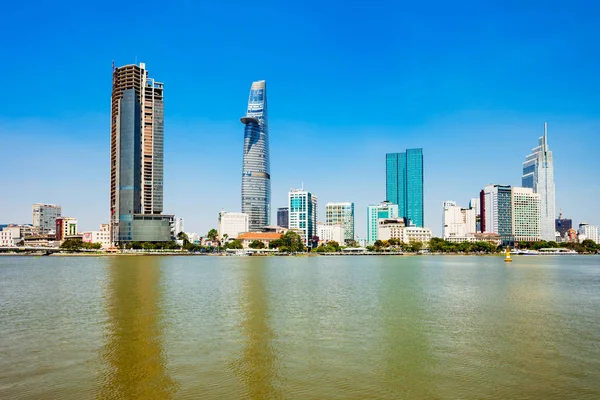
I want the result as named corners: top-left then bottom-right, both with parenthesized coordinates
top-left (481, 184), bottom-right (513, 245)
top-left (555, 211), bottom-right (572, 239)
top-left (522, 123), bottom-right (555, 241)
top-left (386, 149), bottom-right (424, 227)
top-left (32, 203), bottom-right (62, 234)
top-left (367, 201), bottom-right (399, 244)
top-left (481, 185), bottom-right (541, 245)
top-left (240, 80), bottom-right (270, 231)
top-left (325, 202), bottom-right (355, 243)
top-left (442, 201), bottom-right (476, 240)
top-left (288, 189), bottom-right (317, 246)
top-left (110, 62), bottom-right (171, 243)
top-left (55, 217), bottom-right (77, 241)
top-left (218, 211), bottom-right (249, 241)
top-left (277, 207), bottom-right (289, 228)
top-left (511, 187), bottom-right (541, 243)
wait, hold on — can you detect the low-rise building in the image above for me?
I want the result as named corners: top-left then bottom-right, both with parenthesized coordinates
top-left (81, 224), bottom-right (111, 248)
top-left (0, 230), bottom-right (15, 247)
top-left (237, 232), bottom-right (282, 249)
top-left (378, 218), bottom-right (432, 245)
top-left (445, 232), bottom-right (502, 246)
top-left (316, 223), bottom-right (345, 245)
top-left (578, 222), bottom-right (599, 244)
top-left (56, 217), bottom-right (78, 241)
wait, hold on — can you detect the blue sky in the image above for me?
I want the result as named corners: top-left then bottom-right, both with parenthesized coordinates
top-left (1, 0), bottom-right (599, 237)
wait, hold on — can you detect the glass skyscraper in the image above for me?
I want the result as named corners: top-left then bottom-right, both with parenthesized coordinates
top-left (386, 149), bottom-right (424, 227)
top-left (522, 123), bottom-right (555, 241)
top-left (241, 80), bottom-right (271, 231)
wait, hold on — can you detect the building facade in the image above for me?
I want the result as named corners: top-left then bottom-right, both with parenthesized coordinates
top-left (522, 123), bottom-right (556, 241)
top-left (325, 202), bottom-right (355, 243)
top-left (82, 224), bottom-right (111, 249)
top-left (32, 203), bottom-right (61, 234)
top-left (578, 223), bottom-right (599, 244)
top-left (288, 189), bottom-right (317, 246)
top-left (367, 201), bottom-right (399, 244)
top-left (378, 218), bottom-right (432, 245)
top-left (386, 149), bottom-right (424, 227)
top-left (240, 80), bottom-right (270, 231)
top-left (277, 207), bottom-right (289, 228)
top-left (174, 218), bottom-right (184, 236)
top-left (237, 232), bottom-right (281, 249)
top-left (0, 230), bottom-right (15, 247)
top-left (555, 211), bottom-right (572, 240)
top-left (442, 201), bottom-right (476, 240)
top-left (481, 184), bottom-right (514, 245)
top-left (316, 223), bottom-right (345, 245)
top-left (218, 211), bottom-right (249, 241)
top-left (56, 217), bottom-right (77, 241)
top-left (110, 62), bottom-right (169, 243)
top-left (511, 187), bottom-right (541, 242)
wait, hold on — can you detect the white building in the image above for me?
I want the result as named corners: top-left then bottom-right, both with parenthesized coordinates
top-left (0, 230), bottom-right (15, 247)
top-left (186, 232), bottom-right (201, 245)
top-left (316, 223), bottom-right (345, 245)
top-left (522, 123), bottom-right (555, 241)
top-left (378, 218), bottom-right (432, 245)
top-left (512, 187), bottom-right (541, 243)
top-left (32, 203), bottom-right (62, 233)
top-left (325, 202), bottom-right (354, 243)
top-left (578, 222), bottom-right (599, 244)
top-left (442, 201), bottom-right (476, 240)
top-left (56, 217), bottom-right (78, 241)
top-left (469, 198), bottom-right (480, 215)
top-left (2, 225), bottom-right (22, 241)
top-left (288, 189), bottom-right (318, 246)
top-left (218, 211), bottom-right (249, 241)
top-left (367, 201), bottom-right (399, 244)
top-left (81, 224), bottom-right (111, 249)
top-left (174, 218), bottom-right (185, 236)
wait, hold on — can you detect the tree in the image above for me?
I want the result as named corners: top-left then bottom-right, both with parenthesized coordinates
top-left (249, 240), bottom-right (265, 249)
top-left (223, 233), bottom-right (229, 244)
top-left (272, 231), bottom-right (304, 252)
top-left (226, 239), bottom-right (243, 250)
top-left (60, 239), bottom-right (83, 251)
top-left (207, 229), bottom-right (218, 242)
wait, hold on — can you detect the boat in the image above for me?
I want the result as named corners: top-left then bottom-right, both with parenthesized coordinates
top-left (510, 249), bottom-right (539, 256)
top-left (538, 248), bottom-right (578, 255)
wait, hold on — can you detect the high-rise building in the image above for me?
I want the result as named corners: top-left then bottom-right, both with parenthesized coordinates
top-left (325, 202), bottom-right (355, 243)
top-left (386, 149), bottom-right (424, 227)
top-left (32, 203), bottom-right (61, 234)
top-left (578, 222), bottom-right (599, 244)
top-left (469, 197), bottom-right (482, 232)
top-left (288, 189), bottom-right (317, 246)
top-left (481, 185), bottom-right (541, 245)
top-left (442, 201), bottom-right (476, 240)
top-left (511, 187), bottom-right (541, 243)
top-left (174, 218), bottom-right (184, 236)
top-left (110, 62), bottom-right (171, 243)
top-left (522, 123), bottom-right (555, 241)
top-left (481, 184), bottom-right (514, 245)
top-left (367, 201), bottom-right (399, 244)
top-left (55, 217), bottom-right (77, 241)
top-left (218, 211), bottom-right (249, 241)
top-left (277, 207), bottom-right (289, 228)
top-left (555, 211), bottom-right (572, 239)
top-left (241, 80), bottom-right (270, 231)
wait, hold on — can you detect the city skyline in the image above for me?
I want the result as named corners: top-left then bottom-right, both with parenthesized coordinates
top-left (1, 2), bottom-right (599, 237)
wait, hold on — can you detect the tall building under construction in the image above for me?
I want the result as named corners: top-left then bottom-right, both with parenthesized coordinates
top-left (110, 62), bottom-right (171, 243)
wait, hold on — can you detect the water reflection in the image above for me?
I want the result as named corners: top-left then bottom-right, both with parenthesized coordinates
top-left (231, 258), bottom-right (281, 399)
top-left (99, 256), bottom-right (177, 399)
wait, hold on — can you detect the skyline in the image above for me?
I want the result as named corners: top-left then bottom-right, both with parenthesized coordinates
top-left (1, 1), bottom-right (599, 237)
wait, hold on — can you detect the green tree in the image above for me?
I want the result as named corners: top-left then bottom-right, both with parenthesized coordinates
top-left (249, 240), bottom-right (265, 249)
top-left (60, 239), bottom-right (83, 251)
top-left (226, 239), bottom-right (244, 250)
top-left (207, 229), bottom-right (218, 242)
top-left (410, 240), bottom-right (423, 253)
top-left (275, 231), bottom-right (305, 252)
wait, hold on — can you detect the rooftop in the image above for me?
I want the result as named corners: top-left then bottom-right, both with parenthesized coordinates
top-left (237, 232), bottom-right (282, 240)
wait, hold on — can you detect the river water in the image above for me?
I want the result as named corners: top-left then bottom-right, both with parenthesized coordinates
top-left (1, 255), bottom-right (599, 399)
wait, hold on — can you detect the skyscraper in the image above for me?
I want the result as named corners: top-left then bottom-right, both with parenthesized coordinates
top-left (522, 123), bottom-right (555, 241)
top-left (32, 203), bottom-right (62, 234)
top-left (110, 62), bottom-right (171, 243)
top-left (241, 80), bottom-right (270, 231)
top-left (325, 202), bottom-right (355, 243)
top-left (288, 189), bottom-right (317, 246)
top-left (386, 149), bottom-right (424, 227)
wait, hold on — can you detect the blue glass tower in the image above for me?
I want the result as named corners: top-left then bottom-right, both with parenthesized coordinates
top-left (240, 80), bottom-right (270, 231)
top-left (386, 149), bottom-right (424, 227)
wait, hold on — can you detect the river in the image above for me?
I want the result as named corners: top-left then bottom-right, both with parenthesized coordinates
top-left (1, 255), bottom-right (599, 399)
